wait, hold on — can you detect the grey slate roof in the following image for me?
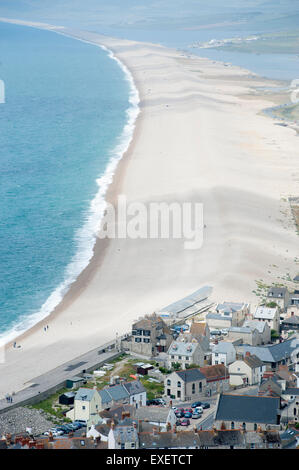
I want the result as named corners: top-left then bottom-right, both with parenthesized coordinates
top-left (175, 368), bottom-right (206, 383)
top-left (99, 389), bottom-right (113, 405)
top-left (284, 388), bottom-right (299, 396)
top-left (139, 430), bottom-right (244, 449)
top-left (215, 394), bottom-right (280, 424)
top-left (216, 302), bottom-right (247, 313)
top-left (267, 287), bottom-right (288, 298)
top-left (135, 406), bottom-right (174, 423)
top-left (206, 313), bottom-right (232, 322)
top-left (241, 339), bottom-right (298, 363)
top-left (123, 380), bottom-right (146, 396)
top-left (213, 342), bottom-right (235, 354)
top-left (282, 316), bottom-right (299, 325)
top-left (75, 388), bottom-right (97, 402)
top-left (168, 340), bottom-right (199, 356)
top-left (228, 327), bottom-right (253, 334)
top-left (105, 384), bottom-right (129, 402)
top-left (243, 320), bottom-right (267, 333)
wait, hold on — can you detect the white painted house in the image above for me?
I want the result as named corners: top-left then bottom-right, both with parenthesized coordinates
top-left (66, 388), bottom-right (101, 427)
top-left (212, 341), bottom-right (236, 366)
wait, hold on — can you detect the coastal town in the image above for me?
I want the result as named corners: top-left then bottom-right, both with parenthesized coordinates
top-left (0, 283), bottom-right (298, 450)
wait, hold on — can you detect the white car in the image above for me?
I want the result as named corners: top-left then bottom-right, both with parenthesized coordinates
top-left (195, 406), bottom-right (203, 414)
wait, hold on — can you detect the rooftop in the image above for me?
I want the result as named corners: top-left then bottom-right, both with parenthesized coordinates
top-left (215, 394), bottom-right (280, 424)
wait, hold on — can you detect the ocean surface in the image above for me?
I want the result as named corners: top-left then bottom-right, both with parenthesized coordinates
top-left (0, 21), bottom-right (138, 344)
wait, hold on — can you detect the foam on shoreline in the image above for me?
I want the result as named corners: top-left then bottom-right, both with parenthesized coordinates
top-left (0, 26), bottom-right (140, 348)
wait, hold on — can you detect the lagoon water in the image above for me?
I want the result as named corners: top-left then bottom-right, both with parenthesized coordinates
top-left (0, 22), bottom-right (136, 342)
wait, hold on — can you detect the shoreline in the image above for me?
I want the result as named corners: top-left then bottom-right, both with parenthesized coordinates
top-left (0, 18), bottom-right (298, 398)
top-left (0, 20), bottom-right (140, 348)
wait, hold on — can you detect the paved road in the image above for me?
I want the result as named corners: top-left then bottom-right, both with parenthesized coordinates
top-left (0, 337), bottom-right (126, 413)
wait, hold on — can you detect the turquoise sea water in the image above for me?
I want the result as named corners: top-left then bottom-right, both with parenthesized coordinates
top-left (0, 22), bottom-right (138, 342)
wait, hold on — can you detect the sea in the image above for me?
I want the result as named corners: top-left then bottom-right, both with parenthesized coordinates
top-left (0, 0), bottom-right (298, 344)
top-left (0, 21), bottom-right (139, 344)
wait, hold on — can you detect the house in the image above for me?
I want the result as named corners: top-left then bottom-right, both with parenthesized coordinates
top-left (254, 306), bottom-right (280, 333)
top-left (226, 326), bottom-right (260, 347)
top-left (164, 368), bottom-right (207, 401)
top-left (200, 364), bottom-right (230, 396)
top-left (206, 312), bottom-right (233, 330)
top-left (66, 388), bottom-right (101, 426)
top-left (134, 406), bottom-right (177, 430)
top-left (139, 429), bottom-right (201, 449)
top-left (99, 380), bottom-right (147, 410)
top-left (108, 419), bottom-right (139, 449)
top-left (121, 313), bottom-right (173, 358)
top-left (214, 394), bottom-right (281, 431)
top-left (175, 331), bottom-right (211, 364)
top-left (258, 376), bottom-right (283, 398)
top-left (267, 287), bottom-right (289, 312)
top-left (211, 341), bottom-right (236, 366)
top-left (281, 388), bottom-right (299, 423)
top-left (242, 319), bottom-right (271, 345)
top-left (215, 302), bottom-right (249, 326)
top-left (281, 315), bottom-right (299, 331)
top-left (279, 428), bottom-right (298, 449)
top-left (239, 339), bottom-right (299, 372)
top-left (189, 321), bottom-right (210, 342)
top-left (244, 430), bottom-right (281, 449)
top-left (138, 428), bottom-right (280, 450)
top-left (166, 338), bottom-right (204, 369)
top-left (229, 353), bottom-right (265, 387)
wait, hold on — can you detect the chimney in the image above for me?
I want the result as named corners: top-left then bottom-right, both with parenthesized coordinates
top-left (111, 420), bottom-right (116, 430)
top-left (48, 432), bottom-right (54, 443)
top-left (245, 352), bottom-right (251, 357)
top-left (172, 424), bottom-right (177, 434)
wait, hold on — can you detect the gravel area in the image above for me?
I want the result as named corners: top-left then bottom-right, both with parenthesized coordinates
top-left (0, 407), bottom-right (55, 437)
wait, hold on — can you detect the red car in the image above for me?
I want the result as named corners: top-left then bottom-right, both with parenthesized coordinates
top-left (180, 418), bottom-right (190, 426)
top-left (184, 408), bottom-right (193, 413)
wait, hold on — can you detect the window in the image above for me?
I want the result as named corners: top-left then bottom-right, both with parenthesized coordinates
top-left (177, 390), bottom-right (181, 398)
top-left (143, 330), bottom-right (151, 336)
top-left (199, 382), bottom-right (202, 392)
top-left (143, 338), bottom-right (150, 343)
top-left (82, 406), bottom-right (86, 410)
top-left (254, 423), bottom-right (257, 431)
top-left (167, 379), bottom-right (171, 386)
top-left (231, 422), bottom-right (234, 429)
top-left (242, 423), bottom-right (246, 430)
top-left (171, 355), bottom-right (174, 359)
top-left (178, 356), bottom-right (182, 360)
top-left (135, 337), bottom-right (141, 343)
top-left (192, 383), bottom-right (195, 394)
top-left (177, 381), bottom-right (181, 388)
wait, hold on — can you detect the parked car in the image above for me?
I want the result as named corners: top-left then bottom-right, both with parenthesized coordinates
top-left (191, 401), bottom-right (202, 408)
top-left (44, 428), bottom-right (60, 437)
top-left (201, 402), bottom-right (210, 409)
top-left (195, 406), bottom-right (203, 414)
top-left (180, 418), bottom-right (190, 426)
top-left (73, 421), bottom-right (86, 428)
top-left (184, 411), bottom-right (192, 418)
top-left (176, 419), bottom-right (181, 426)
top-left (192, 412), bottom-right (201, 419)
top-left (155, 398), bottom-right (166, 406)
top-left (175, 411), bottom-right (185, 418)
top-left (147, 399), bottom-right (165, 406)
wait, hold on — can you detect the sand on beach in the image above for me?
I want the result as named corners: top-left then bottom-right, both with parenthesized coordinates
top-left (0, 20), bottom-right (298, 398)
